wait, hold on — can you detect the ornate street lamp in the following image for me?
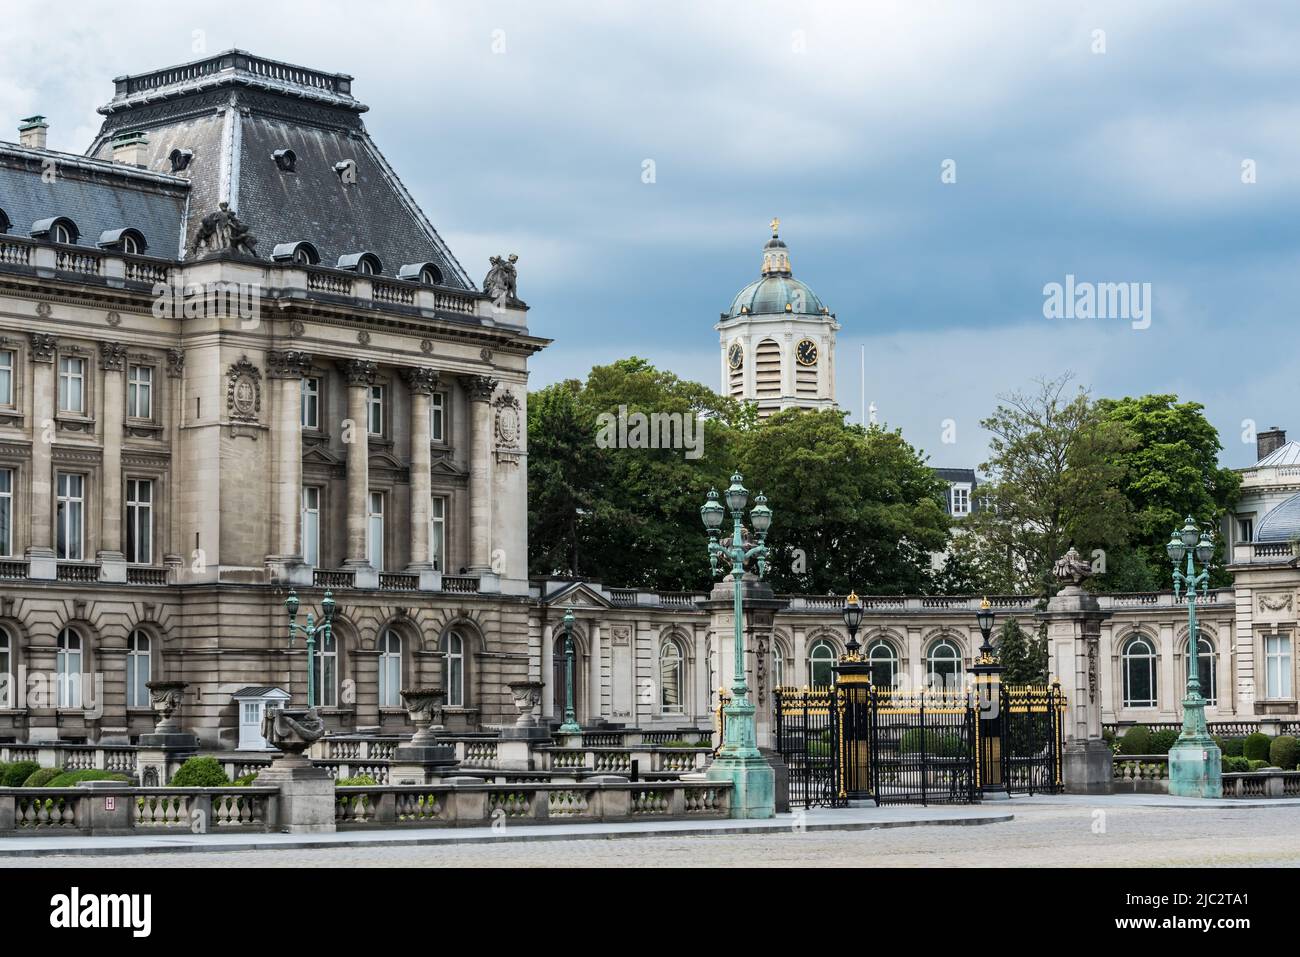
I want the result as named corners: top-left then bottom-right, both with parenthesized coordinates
top-left (841, 590), bottom-right (864, 655)
top-left (971, 597), bottom-right (1008, 800)
top-left (284, 589), bottom-right (335, 709)
top-left (833, 590), bottom-right (871, 803)
top-left (1166, 516), bottom-right (1223, 798)
top-left (700, 472), bottom-right (774, 817)
top-left (558, 605), bottom-right (581, 734)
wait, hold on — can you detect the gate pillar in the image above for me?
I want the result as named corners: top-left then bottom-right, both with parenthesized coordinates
top-left (833, 592), bottom-right (872, 804)
top-left (972, 599), bottom-right (1010, 800)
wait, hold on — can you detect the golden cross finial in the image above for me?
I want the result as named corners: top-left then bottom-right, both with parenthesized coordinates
top-left (770, 216), bottom-right (780, 236)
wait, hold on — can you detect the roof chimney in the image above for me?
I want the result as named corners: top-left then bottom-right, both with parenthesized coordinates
top-left (18, 115), bottom-right (48, 150)
top-left (1258, 426), bottom-right (1287, 462)
top-left (111, 129), bottom-right (149, 167)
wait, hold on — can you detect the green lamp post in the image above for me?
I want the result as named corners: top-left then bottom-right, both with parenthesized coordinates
top-left (558, 605), bottom-right (581, 734)
top-left (700, 473), bottom-right (775, 819)
top-left (284, 589), bottom-right (335, 710)
top-left (1165, 516), bottom-right (1223, 798)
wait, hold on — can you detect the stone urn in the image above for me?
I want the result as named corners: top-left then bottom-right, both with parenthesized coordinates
top-left (261, 706), bottom-right (326, 765)
top-left (400, 687), bottom-right (445, 747)
top-left (508, 680), bottom-right (545, 729)
top-left (145, 680), bottom-right (188, 734)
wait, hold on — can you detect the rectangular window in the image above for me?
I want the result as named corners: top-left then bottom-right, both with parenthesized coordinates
top-left (1266, 633), bottom-right (1293, 699)
top-left (0, 468), bottom-right (12, 558)
top-left (1239, 517), bottom-right (1254, 544)
top-left (430, 392), bottom-right (445, 443)
top-left (125, 478), bottom-right (153, 564)
top-left (302, 377), bottom-right (320, 430)
top-left (430, 495), bottom-right (446, 571)
top-left (368, 385), bottom-right (384, 436)
top-left (951, 486), bottom-right (970, 516)
top-left (302, 486), bottom-right (321, 567)
top-left (55, 472), bottom-right (84, 561)
top-left (0, 349), bottom-right (14, 407)
top-left (367, 491), bottom-right (385, 572)
top-left (58, 356), bottom-right (85, 414)
top-left (127, 365), bottom-right (153, 419)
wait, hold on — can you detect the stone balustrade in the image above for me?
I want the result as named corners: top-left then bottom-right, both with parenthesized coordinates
top-left (0, 785), bottom-right (278, 834)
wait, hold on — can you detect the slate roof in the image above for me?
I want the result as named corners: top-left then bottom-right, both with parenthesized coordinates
top-left (0, 143), bottom-right (188, 257)
top-left (71, 49), bottom-right (472, 287)
top-left (1256, 441), bottom-right (1300, 468)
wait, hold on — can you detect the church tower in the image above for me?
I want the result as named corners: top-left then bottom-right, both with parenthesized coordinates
top-left (716, 219), bottom-right (839, 417)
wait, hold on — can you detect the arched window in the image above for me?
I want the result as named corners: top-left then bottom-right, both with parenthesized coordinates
top-left (127, 630), bottom-right (151, 709)
top-left (660, 639), bottom-right (685, 713)
top-left (1122, 634), bottom-right (1158, 708)
top-left (926, 638), bottom-right (962, 690)
top-left (316, 629), bottom-right (338, 708)
top-left (808, 639), bottom-right (837, 688)
top-left (772, 643), bottom-right (787, 690)
top-left (1189, 634), bottom-right (1216, 707)
top-left (57, 628), bottom-right (82, 708)
top-left (379, 629), bottom-right (402, 708)
top-left (442, 631), bottom-right (465, 708)
top-left (0, 627), bottom-right (10, 708)
top-left (0, 209), bottom-right (10, 235)
top-left (867, 638), bottom-right (899, 689)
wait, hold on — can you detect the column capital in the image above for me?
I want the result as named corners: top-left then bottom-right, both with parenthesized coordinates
top-left (29, 333), bottom-right (57, 363)
top-left (402, 367), bottom-right (440, 395)
top-left (99, 341), bottom-right (129, 372)
top-left (338, 358), bottom-right (377, 386)
top-left (267, 349), bottom-right (315, 379)
top-left (461, 374), bottom-right (498, 402)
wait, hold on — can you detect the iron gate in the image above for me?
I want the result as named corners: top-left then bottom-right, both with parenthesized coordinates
top-left (1002, 684), bottom-right (1065, 794)
top-left (773, 687), bottom-right (843, 808)
top-left (871, 689), bottom-right (977, 806)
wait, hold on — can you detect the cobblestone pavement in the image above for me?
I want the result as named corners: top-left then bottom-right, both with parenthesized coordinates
top-left (8, 801), bottom-right (1300, 867)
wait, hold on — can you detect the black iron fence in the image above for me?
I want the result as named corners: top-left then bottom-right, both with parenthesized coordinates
top-left (773, 687), bottom-right (841, 808)
top-left (872, 689), bottom-right (977, 805)
top-left (1002, 684), bottom-right (1065, 795)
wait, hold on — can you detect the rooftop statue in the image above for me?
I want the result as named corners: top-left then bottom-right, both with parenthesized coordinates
top-left (188, 201), bottom-right (259, 259)
top-left (483, 253), bottom-right (519, 301)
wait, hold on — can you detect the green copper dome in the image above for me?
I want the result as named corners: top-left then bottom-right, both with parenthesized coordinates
top-left (725, 219), bottom-right (829, 318)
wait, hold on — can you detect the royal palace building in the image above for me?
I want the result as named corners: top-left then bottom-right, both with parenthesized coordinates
top-left (0, 51), bottom-right (1298, 757)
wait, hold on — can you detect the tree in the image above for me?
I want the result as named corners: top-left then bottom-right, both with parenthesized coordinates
top-left (735, 409), bottom-right (950, 594)
top-left (962, 374), bottom-right (1134, 595)
top-left (993, 617), bottom-right (1048, 684)
top-left (1095, 395), bottom-right (1240, 589)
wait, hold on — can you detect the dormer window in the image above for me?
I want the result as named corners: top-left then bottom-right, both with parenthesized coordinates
top-left (0, 209), bottom-right (9, 234)
top-left (272, 149), bottom-right (297, 172)
top-left (97, 228), bottom-right (148, 256)
top-left (398, 262), bottom-right (444, 285)
top-left (333, 160), bottom-right (357, 183)
top-left (31, 217), bottom-right (80, 245)
top-left (337, 252), bottom-right (382, 276)
top-left (169, 148), bottom-right (194, 172)
top-left (271, 241), bottom-right (320, 266)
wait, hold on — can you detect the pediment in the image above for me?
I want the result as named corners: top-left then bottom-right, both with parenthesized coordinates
top-left (544, 581), bottom-right (614, 608)
top-left (302, 444), bottom-right (344, 467)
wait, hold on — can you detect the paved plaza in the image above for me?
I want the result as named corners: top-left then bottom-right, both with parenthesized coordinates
top-left (5, 796), bottom-right (1299, 867)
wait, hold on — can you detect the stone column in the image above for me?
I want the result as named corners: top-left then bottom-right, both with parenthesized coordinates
top-left (267, 351), bottom-right (312, 582)
top-left (402, 367), bottom-right (439, 589)
top-left (96, 343), bottom-right (128, 582)
top-left (26, 334), bottom-right (57, 579)
top-left (541, 623), bottom-right (555, 719)
top-left (461, 375), bottom-right (497, 576)
top-left (588, 621), bottom-right (602, 722)
top-left (165, 349), bottom-right (184, 573)
top-left (339, 360), bottom-right (376, 585)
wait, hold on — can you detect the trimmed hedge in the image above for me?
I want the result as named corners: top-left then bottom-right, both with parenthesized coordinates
top-left (231, 772), bottom-right (260, 787)
top-left (169, 756), bottom-right (229, 788)
top-left (336, 774), bottom-right (379, 787)
top-left (1247, 759), bottom-right (1269, 772)
top-left (899, 729), bottom-right (965, 757)
top-left (1221, 756), bottom-right (1251, 773)
top-left (0, 761), bottom-right (40, 787)
top-left (1148, 729), bottom-right (1180, 755)
top-left (1243, 732), bottom-right (1271, 762)
top-left (1218, 736), bottom-right (1245, 758)
top-left (1117, 725), bottom-right (1152, 755)
top-left (44, 769), bottom-right (130, 788)
top-left (23, 767), bottom-right (61, 788)
top-left (1269, 735), bottom-right (1299, 771)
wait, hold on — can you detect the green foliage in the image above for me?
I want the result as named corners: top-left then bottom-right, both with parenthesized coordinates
top-left (1247, 759), bottom-right (1269, 772)
top-left (1117, 725), bottom-right (1152, 755)
top-left (1220, 737), bottom-right (1245, 758)
top-left (23, 767), bottom-right (61, 787)
top-left (0, 761), bottom-right (40, 787)
top-left (1269, 735), bottom-right (1299, 770)
top-left (44, 769), bottom-right (130, 787)
top-left (994, 618), bottom-right (1048, 684)
top-left (654, 739), bottom-right (710, 749)
top-left (1147, 729), bottom-right (1181, 754)
top-left (1243, 732), bottom-right (1271, 762)
top-left (168, 756), bottom-right (230, 788)
top-left (899, 729), bottom-right (965, 757)
top-left (1095, 395), bottom-right (1241, 590)
top-left (335, 774), bottom-right (379, 787)
top-left (1221, 756), bottom-right (1251, 773)
top-left (230, 772), bottom-right (260, 786)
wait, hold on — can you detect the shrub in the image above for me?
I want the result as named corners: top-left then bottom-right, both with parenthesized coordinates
top-left (1221, 737), bottom-right (1245, 758)
top-left (336, 774), bottom-right (379, 787)
top-left (169, 756), bottom-right (230, 788)
top-left (1243, 732), bottom-right (1271, 762)
top-left (1, 761), bottom-right (40, 787)
top-left (230, 772), bottom-right (260, 787)
top-left (1247, 759), bottom-right (1269, 772)
top-left (23, 767), bottom-right (61, 788)
top-left (1117, 725), bottom-right (1151, 755)
top-left (44, 769), bottom-right (130, 788)
top-left (1148, 730), bottom-right (1180, 755)
top-left (1221, 756), bottom-right (1251, 773)
top-left (899, 729), bottom-right (964, 757)
top-left (1269, 735), bottom-right (1299, 770)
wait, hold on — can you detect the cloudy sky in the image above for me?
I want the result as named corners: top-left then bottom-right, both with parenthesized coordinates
top-left (2, 0), bottom-right (1296, 469)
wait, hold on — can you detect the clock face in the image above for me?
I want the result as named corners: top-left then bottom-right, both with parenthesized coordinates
top-left (796, 338), bottom-right (818, 366)
top-left (728, 342), bottom-right (744, 370)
